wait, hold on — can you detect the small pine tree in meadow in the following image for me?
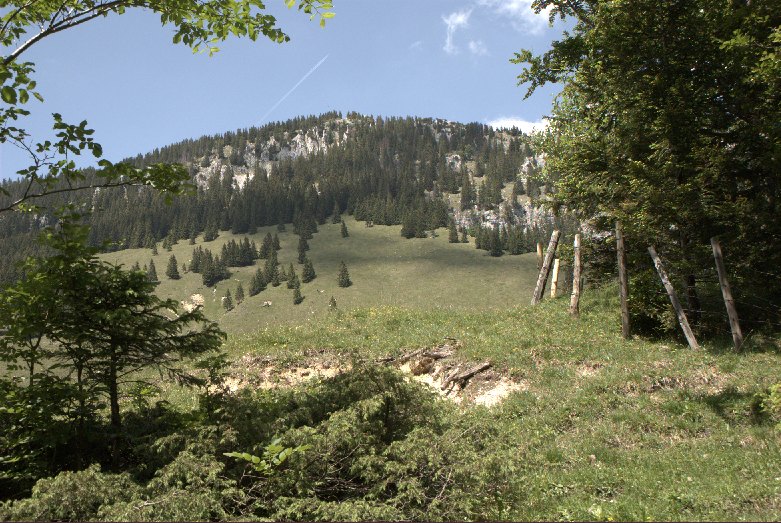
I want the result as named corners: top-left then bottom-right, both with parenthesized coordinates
top-left (302, 257), bottom-right (316, 283)
top-left (151, 243), bottom-right (158, 255)
top-left (147, 260), bottom-right (159, 282)
top-left (189, 233), bottom-right (196, 245)
top-left (332, 201), bottom-right (342, 223)
top-left (271, 269), bottom-right (281, 287)
top-left (223, 289), bottom-right (234, 311)
top-left (293, 287), bottom-right (304, 305)
top-left (329, 296), bottom-right (337, 309)
top-left (460, 227), bottom-right (468, 243)
top-left (337, 261), bottom-right (352, 288)
top-left (277, 220), bottom-right (286, 232)
top-left (166, 255), bottom-right (180, 280)
top-left (235, 282), bottom-right (245, 305)
top-left (287, 266), bottom-right (299, 289)
top-left (448, 220), bottom-right (459, 243)
top-left (182, 262), bottom-right (187, 273)
top-left (489, 227), bottom-right (504, 257)
top-left (273, 233), bottom-right (281, 251)
top-left (249, 268), bottom-right (266, 296)
top-left (131, 261), bottom-right (141, 272)
top-left (297, 237), bottom-right (309, 263)
top-left (341, 221), bottom-right (349, 238)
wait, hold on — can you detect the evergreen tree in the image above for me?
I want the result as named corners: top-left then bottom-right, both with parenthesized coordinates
top-left (131, 261), bottom-right (141, 272)
top-left (273, 233), bottom-right (281, 251)
top-left (147, 259), bottom-right (159, 282)
top-left (277, 220), bottom-right (286, 232)
top-left (223, 289), bottom-right (233, 311)
top-left (166, 255), bottom-right (180, 280)
top-left (287, 265), bottom-right (299, 289)
top-left (270, 270), bottom-right (281, 287)
top-left (329, 296), bottom-right (337, 309)
top-left (488, 227), bottom-right (503, 257)
top-left (235, 282), bottom-right (245, 305)
top-left (448, 219), bottom-right (459, 243)
top-left (460, 227), bottom-right (468, 243)
top-left (151, 243), bottom-right (158, 255)
top-left (293, 286), bottom-right (303, 305)
top-left (337, 261), bottom-right (352, 288)
top-left (249, 268), bottom-right (266, 296)
top-left (332, 201), bottom-right (342, 223)
top-left (297, 236), bottom-right (309, 263)
top-left (341, 221), bottom-right (349, 238)
top-left (302, 257), bottom-right (316, 283)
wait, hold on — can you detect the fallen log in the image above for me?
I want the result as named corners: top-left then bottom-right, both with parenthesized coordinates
top-left (441, 362), bottom-right (492, 391)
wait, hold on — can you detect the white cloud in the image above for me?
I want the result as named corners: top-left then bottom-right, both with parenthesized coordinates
top-left (487, 117), bottom-right (549, 134)
top-left (468, 39), bottom-right (488, 56)
top-left (442, 9), bottom-right (472, 54)
top-left (477, 0), bottom-right (551, 34)
top-left (409, 40), bottom-right (423, 51)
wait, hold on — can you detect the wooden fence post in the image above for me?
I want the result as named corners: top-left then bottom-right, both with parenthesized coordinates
top-left (616, 222), bottom-right (631, 339)
top-left (648, 246), bottom-right (700, 350)
top-left (550, 258), bottom-right (561, 298)
top-left (569, 233), bottom-right (582, 316)
top-left (536, 241), bottom-right (544, 270)
top-left (710, 237), bottom-right (744, 350)
top-left (531, 230), bottom-right (561, 305)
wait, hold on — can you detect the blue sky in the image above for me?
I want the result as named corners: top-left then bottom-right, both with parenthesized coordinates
top-left (1, 0), bottom-right (567, 178)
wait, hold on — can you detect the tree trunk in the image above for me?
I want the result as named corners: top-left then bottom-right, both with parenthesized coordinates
top-left (108, 357), bottom-right (121, 468)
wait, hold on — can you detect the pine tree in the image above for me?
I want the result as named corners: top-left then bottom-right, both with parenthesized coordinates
top-left (341, 221), bottom-right (349, 238)
top-left (448, 219), bottom-right (459, 243)
top-left (271, 270), bottom-right (281, 287)
top-left (293, 287), bottom-right (304, 305)
top-left (329, 296), bottom-right (337, 310)
top-left (235, 282), bottom-right (245, 305)
top-left (287, 265), bottom-right (299, 289)
top-left (332, 201), bottom-right (342, 223)
top-left (166, 255), bottom-right (181, 280)
top-left (223, 289), bottom-right (233, 311)
top-left (277, 220), bottom-right (286, 232)
top-left (460, 227), bottom-right (468, 243)
top-left (488, 227), bottom-right (503, 257)
top-left (297, 236), bottom-right (309, 263)
top-left (249, 268), bottom-right (266, 296)
top-left (302, 257), bottom-right (316, 283)
top-left (151, 243), bottom-right (158, 255)
top-left (273, 233), bottom-right (281, 251)
top-left (337, 261), bottom-right (352, 288)
top-left (131, 261), bottom-right (141, 272)
top-left (147, 259), bottom-right (159, 282)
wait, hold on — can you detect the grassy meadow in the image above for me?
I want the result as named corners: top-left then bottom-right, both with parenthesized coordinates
top-left (102, 216), bottom-right (540, 335)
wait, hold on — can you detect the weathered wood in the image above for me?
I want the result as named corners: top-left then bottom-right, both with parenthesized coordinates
top-left (441, 362), bottom-right (491, 390)
top-left (710, 237), bottom-right (744, 350)
top-left (569, 233), bottom-right (582, 316)
top-left (616, 222), bottom-right (631, 339)
top-left (550, 258), bottom-right (561, 298)
top-left (648, 246), bottom-right (700, 350)
top-left (536, 242), bottom-right (544, 270)
top-left (531, 230), bottom-right (561, 305)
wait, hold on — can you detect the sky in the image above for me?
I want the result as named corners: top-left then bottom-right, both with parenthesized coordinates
top-left (0, 0), bottom-right (569, 179)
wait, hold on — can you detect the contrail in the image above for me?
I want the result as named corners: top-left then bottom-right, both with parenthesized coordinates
top-left (258, 54), bottom-right (329, 124)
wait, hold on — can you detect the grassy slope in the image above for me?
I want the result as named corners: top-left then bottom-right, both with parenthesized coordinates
top-left (102, 216), bottom-right (540, 335)
top-left (104, 222), bottom-right (781, 520)
top-left (221, 288), bottom-right (781, 521)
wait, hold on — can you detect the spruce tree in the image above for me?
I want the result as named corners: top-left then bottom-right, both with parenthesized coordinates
top-left (271, 270), bottom-right (281, 287)
top-left (293, 287), bottom-right (304, 305)
top-left (273, 233), bottom-right (281, 251)
top-left (329, 296), bottom-right (337, 309)
top-left (332, 201), bottom-right (342, 223)
top-left (341, 221), bottom-right (349, 238)
top-left (287, 266), bottom-right (299, 289)
top-left (166, 255), bottom-right (181, 280)
top-left (302, 257), bottom-right (316, 283)
top-left (235, 282), bottom-right (245, 305)
top-left (249, 268), bottom-right (266, 296)
top-left (147, 259), bottom-right (159, 282)
top-left (460, 227), bottom-right (468, 243)
top-left (297, 236), bottom-right (309, 263)
top-left (277, 220), bottom-right (286, 232)
top-left (337, 261), bottom-right (352, 288)
top-left (151, 243), bottom-right (158, 255)
top-left (448, 219), bottom-right (459, 243)
top-left (488, 227), bottom-right (503, 257)
top-left (223, 289), bottom-right (233, 311)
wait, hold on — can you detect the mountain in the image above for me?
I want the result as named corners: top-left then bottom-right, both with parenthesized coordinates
top-left (0, 112), bottom-right (566, 284)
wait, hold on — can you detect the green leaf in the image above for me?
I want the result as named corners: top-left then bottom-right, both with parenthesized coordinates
top-left (1, 86), bottom-right (16, 104)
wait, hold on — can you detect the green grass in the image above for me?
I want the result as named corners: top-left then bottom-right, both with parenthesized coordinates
top-left (214, 288), bottom-right (780, 521)
top-left (102, 216), bottom-right (540, 335)
top-left (103, 224), bottom-right (781, 520)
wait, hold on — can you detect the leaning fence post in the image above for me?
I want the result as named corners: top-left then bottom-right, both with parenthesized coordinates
top-left (536, 241), bottom-right (544, 270)
top-left (648, 246), bottom-right (700, 350)
top-left (550, 258), bottom-right (561, 298)
top-left (710, 237), bottom-right (743, 350)
top-left (531, 230), bottom-right (561, 305)
top-left (569, 233), bottom-right (582, 316)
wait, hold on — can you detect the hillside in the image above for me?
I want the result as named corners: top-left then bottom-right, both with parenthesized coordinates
top-left (102, 216), bottom-right (541, 335)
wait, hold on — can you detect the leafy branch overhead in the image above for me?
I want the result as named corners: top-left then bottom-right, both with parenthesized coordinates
top-left (0, 0), bottom-right (335, 213)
